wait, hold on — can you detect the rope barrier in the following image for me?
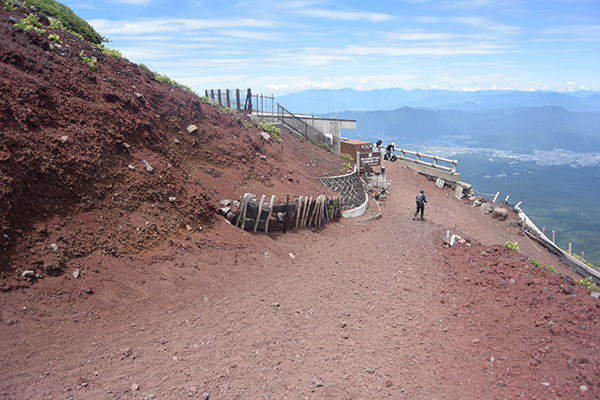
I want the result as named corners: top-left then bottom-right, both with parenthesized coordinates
top-left (472, 189), bottom-right (498, 197)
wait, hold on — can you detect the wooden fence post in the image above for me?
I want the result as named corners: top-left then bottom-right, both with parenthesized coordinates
top-left (253, 195), bottom-right (265, 232)
top-left (265, 195), bottom-right (275, 233)
top-left (296, 196), bottom-right (302, 228)
top-left (552, 230), bottom-right (555, 243)
top-left (284, 195), bottom-right (289, 233)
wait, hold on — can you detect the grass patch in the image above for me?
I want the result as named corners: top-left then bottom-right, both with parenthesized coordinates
top-left (258, 121), bottom-right (282, 144)
top-left (502, 241), bottom-right (519, 252)
top-left (340, 153), bottom-right (354, 162)
top-left (578, 277), bottom-right (600, 292)
top-left (79, 50), bottom-right (97, 71)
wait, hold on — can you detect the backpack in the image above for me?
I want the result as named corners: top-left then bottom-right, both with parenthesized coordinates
top-left (416, 193), bottom-right (425, 205)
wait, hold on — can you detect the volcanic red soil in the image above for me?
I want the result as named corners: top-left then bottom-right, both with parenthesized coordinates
top-left (1, 6), bottom-right (599, 400)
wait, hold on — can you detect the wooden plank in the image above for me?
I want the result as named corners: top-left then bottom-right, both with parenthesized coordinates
top-left (240, 197), bottom-right (250, 230)
top-left (303, 197), bottom-right (312, 227)
top-left (296, 196), bottom-right (302, 228)
top-left (235, 193), bottom-right (250, 227)
top-left (253, 194), bottom-right (266, 232)
top-left (264, 195), bottom-right (276, 233)
top-left (284, 195), bottom-right (290, 233)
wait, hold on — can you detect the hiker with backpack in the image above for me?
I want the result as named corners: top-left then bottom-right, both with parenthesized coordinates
top-left (413, 189), bottom-right (427, 220)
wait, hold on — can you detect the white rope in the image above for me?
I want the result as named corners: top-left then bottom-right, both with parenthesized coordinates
top-left (472, 188), bottom-right (497, 197)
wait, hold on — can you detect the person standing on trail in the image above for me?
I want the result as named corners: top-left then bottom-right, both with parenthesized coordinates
top-left (385, 142), bottom-right (396, 161)
top-left (413, 189), bottom-right (427, 220)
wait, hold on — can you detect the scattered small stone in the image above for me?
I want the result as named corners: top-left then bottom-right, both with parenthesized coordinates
top-left (168, 197), bottom-right (176, 203)
top-left (187, 124), bottom-right (198, 134)
top-left (233, 200), bottom-right (240, 208)
top-left (340, 322), bottom-right (347, 328)
top-left (219, 207), bottom-right (231, 215)
top-left (131, 383), bottom-right (139, 391)
top-left (202, 393), bottom-right (210, 400)
top-left (579, 385), bottom-right (588, 392)
top-left (288, 253), bottom-right (295, 259)
top-left (174, 138), bottom-right (180, 144)
top-left (541, 382), bottom-right (550, 387)
top-left (311, 378), bottom-right (323, 387)
top-left (442, 327), bottom-right (448, 332)
top-left (128, 164), bottom-right (135, 170)
top-left (60, 135), bottom-right (69, 143)
top-left (220, 199), bottom-right (231, 206)
top-left (259, 155), bottom-right (267, 160)
top-left (270, 303), bottom-right (280, 308)
top-left (144, 395), bottom-right (155, 400)
top-left (135, 92), bottom-right (143, 98)
top-left (72, 269), bottom-right (80, 279)
top-left (143, 160), bottom-right (154, 173)
top-left (264, 252), bottom-right (271, 258)
top-left (50, 243), bottom-right (58, 251)
top-left (365, 368), bottom-right (375, 374)
top-left (21, 270), bottom-right (35, 279)
top-left (490, 357), bottom-right (495, 362)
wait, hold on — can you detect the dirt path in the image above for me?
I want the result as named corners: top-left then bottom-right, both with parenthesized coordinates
top-left (1, 162), bottom-right (598, 399)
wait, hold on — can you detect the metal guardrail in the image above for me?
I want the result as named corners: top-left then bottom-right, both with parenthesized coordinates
top-left (396, 149), bottom-right (458, 174)
top-left (276, 103), bottom-right (330, 144)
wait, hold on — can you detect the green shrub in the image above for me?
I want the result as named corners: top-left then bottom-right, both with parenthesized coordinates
top-left (342, 162), bottom-right (351, 171)
top-left (139, 63), bottom-right (152, 72)
top-left (502, 241), bottom-right (519, 252)
top-left (3, 0), bottom-right (15, 11)
top-left (93, 43), bottom-right (123, 59)
top-left (22, 0), bottom-right (104, 44)
top-left (578, 277), bottom-right (600, 292)
top-left (257, 121), bottom-right (282, 144)
top-left (15, 14), bottom-right (46, 34)
top-left (48, 17), bottom-right (65, 30)
top-left (79, 50), bottom-right (97, 70)
top-left (546, 265), bottom-right (556, 273)
top-left (47, 33), bottom-right (61, 43)
top-left (531, 258), bottom-right (543, 269)
top-left (340, 153), bottom-right (354, 162)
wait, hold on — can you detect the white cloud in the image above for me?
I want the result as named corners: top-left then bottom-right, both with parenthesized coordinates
top-left (89, 17), bottom-right (277, 35)
top-left (299, 8), bottom-right (394, 22)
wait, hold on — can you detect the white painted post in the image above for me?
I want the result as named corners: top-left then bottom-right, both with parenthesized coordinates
top-left (552, 230), bottom-right (555, 243)
top-left (504, 195), bottom-right (510, 202)
top-left (492, 192), bottom-right (499, 203)
top-left (568, 243), bottom-right (572, 255)
top-left (581, 252), bottom-right (584, 261)
top-left (514, 201), bottom-right (522, 209)
top-left (542, 226), bottom-right (546, 235)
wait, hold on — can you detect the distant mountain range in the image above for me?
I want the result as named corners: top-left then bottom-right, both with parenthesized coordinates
top-left (277, 88), bottom-right (600, 114)
top-left (276, 89), bottom-right (600, 153)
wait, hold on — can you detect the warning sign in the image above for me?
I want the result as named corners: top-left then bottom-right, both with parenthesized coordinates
top-left (358, 152), bottom-right (382, 167)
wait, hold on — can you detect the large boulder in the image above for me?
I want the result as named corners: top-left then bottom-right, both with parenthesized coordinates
top-left (492, 207), bottom-right (509, 221)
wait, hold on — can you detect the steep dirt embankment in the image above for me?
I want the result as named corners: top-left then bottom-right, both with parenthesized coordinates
top-left (0, 6), bottom-right (599, 400)
top-left (0, 6), bottom-right (344, 276)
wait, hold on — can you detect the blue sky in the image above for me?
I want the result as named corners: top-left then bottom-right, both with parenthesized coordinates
top-left (63, 0), bottom-right (600, 96)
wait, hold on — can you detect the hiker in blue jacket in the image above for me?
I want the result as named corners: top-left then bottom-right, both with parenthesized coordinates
top-left (413, 189), bottom-right (427, 220)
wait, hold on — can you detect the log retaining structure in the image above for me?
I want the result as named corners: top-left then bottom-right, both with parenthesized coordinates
top-left (231, 193), bottom-right (342, 233)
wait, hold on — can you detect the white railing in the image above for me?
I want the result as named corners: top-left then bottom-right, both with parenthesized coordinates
top-left (396, 149), bottom-right (458, 174)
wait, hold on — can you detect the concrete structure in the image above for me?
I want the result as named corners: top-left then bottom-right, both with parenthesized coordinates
top-left (251, 104), bottom-right (356, 155)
